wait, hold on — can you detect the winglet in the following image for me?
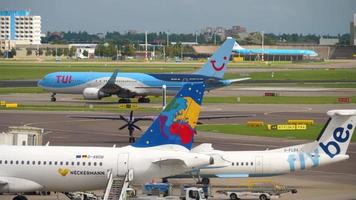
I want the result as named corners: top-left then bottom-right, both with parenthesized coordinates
top-left (132, 83), bottom-right (206, 150)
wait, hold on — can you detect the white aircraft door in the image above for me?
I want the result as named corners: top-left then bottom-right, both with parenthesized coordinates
top-left (117, 153), bottom-right (129, 175)
top-left (255, 156), bottom-right (263, 175)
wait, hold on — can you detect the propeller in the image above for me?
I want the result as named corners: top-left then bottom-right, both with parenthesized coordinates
top-left (118, 111), bottom-right (143, 143)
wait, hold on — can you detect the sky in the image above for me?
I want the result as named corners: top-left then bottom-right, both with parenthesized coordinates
top-left (0, 0), bottom-right (355, 35)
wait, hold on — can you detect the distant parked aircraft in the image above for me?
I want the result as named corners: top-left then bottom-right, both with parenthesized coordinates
top-left (233, 41), bottom-right (318, 57)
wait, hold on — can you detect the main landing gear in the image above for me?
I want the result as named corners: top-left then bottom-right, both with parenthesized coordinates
top-left (118, 98), bottom-right (131, 104)
top-left (13, 195), bottom-right (27, 200)
top-left (50, 93), bottom-right (56, 102)
top-left (138, 97), bottom-right (150, 103)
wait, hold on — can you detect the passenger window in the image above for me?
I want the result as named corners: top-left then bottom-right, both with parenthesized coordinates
top-left (15, 161), bottom-right (19, 165)
top-left (0, 160), bottom-right (2, 164)
top-left (27, 161), bottom-right (30, 165)
top-left (66, 162), bottom-right (69, 166)
top-left (5, 160), bottom-right (7, 164)
top-left (49, 161), bottom-right (52, 165)
top-left (43, 161), bottom-right (46, 165)
top-left (246, 162), bottom-right (248, 166)
top-left (60, 161), bottom-right (63, 165)
top-left (32, 161), bottom-right (35, 165)
top-left (99, 162), bottom-right (103, 166)
top-left (83, 162), bottom-right (85, 166)
top-left (38, 161), bottom-right (41, 165)
top-left (236, 162), bottom-right (239, 166)
top-left (88, 162), bottom-right (91, 166)
top-left (251, 162), bottom-right (253, 166)
top-left (71, 162), bottom-right (75, 166)
top-left (54, 161), bottom-right (58, 165)
top-left (232, 162), bottom-right (234, 166)
top-left (77, 162), bottom-right (80, 166)
top-left (241, 162), bottom-right (244, 166)
top-left (21, 161), bottom-right (24, 165)
top-left (94, 162), bottom-right (97, 166)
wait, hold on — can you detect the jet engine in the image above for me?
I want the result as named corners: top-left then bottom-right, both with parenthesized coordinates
top-left (82, 88), bottom-right (110, 100)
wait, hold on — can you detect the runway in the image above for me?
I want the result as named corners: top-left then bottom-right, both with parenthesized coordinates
top-left (0, 104), bottom-right (356, 199)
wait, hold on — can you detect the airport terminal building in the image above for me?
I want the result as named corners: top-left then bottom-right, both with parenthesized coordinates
top-left (0, 10), bottom-right (41, 47)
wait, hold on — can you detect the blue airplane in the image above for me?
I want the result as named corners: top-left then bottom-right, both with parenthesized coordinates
top-left (233, 42), bottom-right (318, 57)
top-left (38, 37), bottom-right (249, 103)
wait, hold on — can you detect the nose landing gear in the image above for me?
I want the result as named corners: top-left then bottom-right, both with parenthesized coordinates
top-left (50, 93), bottom-right (56, 102)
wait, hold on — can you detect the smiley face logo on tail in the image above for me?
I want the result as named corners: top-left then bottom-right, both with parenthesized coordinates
top-left (210, 56), bottom-right (227, 71)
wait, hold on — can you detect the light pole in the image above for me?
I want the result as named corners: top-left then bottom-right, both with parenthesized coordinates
top-left (145, 31), bottom-right (148, 61)
top-left (166, 30), bottom-right (169, 46)
top-left (104, 42), bottom-right (109, 62)
top-left (261, 31), bottom-right (264, 61)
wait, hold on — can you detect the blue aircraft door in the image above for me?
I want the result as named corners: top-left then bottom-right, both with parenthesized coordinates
top-left (117, 153), bottom-right (129, 176)
top-left (255, 156), bottom-right (263, 175)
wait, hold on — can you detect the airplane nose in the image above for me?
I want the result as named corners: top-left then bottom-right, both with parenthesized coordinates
top-left (37, 79), bottom-right (45, 87)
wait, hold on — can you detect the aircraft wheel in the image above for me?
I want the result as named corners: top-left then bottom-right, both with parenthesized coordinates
top-left (119, 98), bottom-right (131, 104)
top-left (13, 195), bottom-right (28, 200)
top-left (138, 97), bottom-right (150, 103)
top-left (259, 194), bottom-right (268, 200)
top-left (230, 193), bottom-right (238, 200)
top-left (51, 97), bottom-right (56, 102)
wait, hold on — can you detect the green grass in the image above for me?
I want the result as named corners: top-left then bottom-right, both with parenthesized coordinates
top-left (0, 60), bottom-right (352, 81)
top-left (0, 64), bottom-right (193, 80)
top-left (1, 88), bottom-right (355, 104)
top-left (0, 103), bottom-right (160, 113)
top-left (225, 69), bottom-right (356, 81)
top-left (0, 87), bottom-right (44, 94)
top-left (73, 96), bottom-right (356, 104)
top-left (197, 124), bottom-right (356, 142)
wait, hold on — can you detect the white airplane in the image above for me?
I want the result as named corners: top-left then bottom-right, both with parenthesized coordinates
top-left (0, 83), bottom-right (213, 200)
top-left (179, 110), bottom-right (356, 183)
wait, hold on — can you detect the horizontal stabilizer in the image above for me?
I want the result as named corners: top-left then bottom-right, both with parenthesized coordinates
top-left (226, 77), bottom-right (251, 84)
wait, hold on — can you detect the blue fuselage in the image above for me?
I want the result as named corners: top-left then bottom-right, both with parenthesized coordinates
top-left (38, 72), bottom-right (228, 98)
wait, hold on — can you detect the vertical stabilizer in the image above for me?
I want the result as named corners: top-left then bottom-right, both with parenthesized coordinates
top-left (194, 37), bottom-right (235, 79)
top-left (132, 83), bottom-right (206, 150)
top-left (317, 110), bottom-right (356, 158)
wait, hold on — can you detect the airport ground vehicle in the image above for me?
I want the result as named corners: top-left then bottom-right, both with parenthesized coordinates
top-left (216, 181), bottom-right (297, 200)
top-left (129, 187), bottom-right (206, 200)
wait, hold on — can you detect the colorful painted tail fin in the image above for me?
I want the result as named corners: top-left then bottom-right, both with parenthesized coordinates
top-left (132, 83), bottom-right (206, 150)
top-left (316, 110), bottom-right (356, 158)
top-left (194, 37), bottom-right (235, 79)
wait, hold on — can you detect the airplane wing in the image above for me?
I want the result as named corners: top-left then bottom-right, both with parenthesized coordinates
top-left (0, 178), bottom-right (7, 185)
top-left (67, 115), bottom-right (155, 121)
top-left (99, 69), bottom-right (137, 96)
top-left (199, 114), bottom-right (256, 120)
top-left (68, 114), bottom-right (254, 121)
